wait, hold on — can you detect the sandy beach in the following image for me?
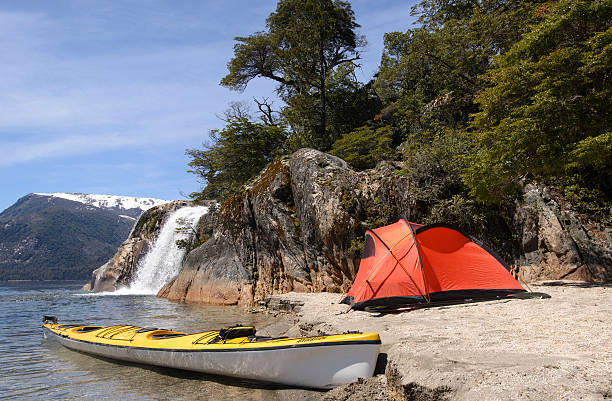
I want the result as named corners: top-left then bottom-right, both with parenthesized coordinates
top-left (261, 281), bottom-right (611, 400)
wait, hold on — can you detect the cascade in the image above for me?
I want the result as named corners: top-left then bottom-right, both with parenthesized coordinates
top-left (116, 205), bottom-right (208, 295)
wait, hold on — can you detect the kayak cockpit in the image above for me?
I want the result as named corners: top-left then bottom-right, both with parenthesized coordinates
top-left (76, 326), bottom-right (104, 333)
top-left (150, 331), bottom-right (187, 339)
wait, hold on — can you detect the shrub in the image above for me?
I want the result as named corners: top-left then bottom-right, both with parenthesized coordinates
top-left (330, 125), bottom-right (394, 170)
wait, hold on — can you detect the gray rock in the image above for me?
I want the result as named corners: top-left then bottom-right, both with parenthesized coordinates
top-left (158, 149), bottom-right (418, 305)
top-left (512, 183), bottom-right (611, 282)
top-left (156, 150), bottom-right (610, 306)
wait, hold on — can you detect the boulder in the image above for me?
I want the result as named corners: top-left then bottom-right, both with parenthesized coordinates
top-left (157, 149), bottom-right (423, 305)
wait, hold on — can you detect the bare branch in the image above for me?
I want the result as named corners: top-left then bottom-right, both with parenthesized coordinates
top-left (215, 101), bottom-right (251, 123)
top-left (253, 97), bottom-right (279, 126)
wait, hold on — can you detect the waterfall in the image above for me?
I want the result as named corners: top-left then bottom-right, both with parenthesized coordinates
top-left (115, 205), bottom-right (208, 295)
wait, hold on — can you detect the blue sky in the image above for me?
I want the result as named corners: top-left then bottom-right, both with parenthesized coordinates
top-left (0, 0), bottom-right (417, 212)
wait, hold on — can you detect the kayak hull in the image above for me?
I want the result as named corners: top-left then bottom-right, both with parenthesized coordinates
top-left (43, 326), bottom-right (379, 389)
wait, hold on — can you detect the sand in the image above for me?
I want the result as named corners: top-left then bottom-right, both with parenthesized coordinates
top-left (262, 281), bottom-right (611, 401)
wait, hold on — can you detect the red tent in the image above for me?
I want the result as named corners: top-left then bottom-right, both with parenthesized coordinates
top-left (343, 218), bottom-right (525, 310)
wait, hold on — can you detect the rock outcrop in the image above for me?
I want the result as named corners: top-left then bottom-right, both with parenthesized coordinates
top-left (156, 148), bottom-right (611, 306)
top-left (158, 149), bottom-right (416, 305)
top-left (83, 200), bottom-right (195, 291)
top-left (512, 183), bottom-right (611, 282)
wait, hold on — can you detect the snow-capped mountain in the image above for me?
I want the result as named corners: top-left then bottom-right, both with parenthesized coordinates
top-left (33, 193), bottom-right (169, 216)
top-left (0, 193), bottom-right (172, 280)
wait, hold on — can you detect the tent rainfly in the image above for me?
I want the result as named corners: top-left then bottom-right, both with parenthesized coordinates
top-left (342, 218), bottom-right (525, 310)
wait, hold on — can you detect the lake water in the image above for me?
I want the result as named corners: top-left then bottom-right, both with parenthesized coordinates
top-left (0, 281), bottom-right (314, 400)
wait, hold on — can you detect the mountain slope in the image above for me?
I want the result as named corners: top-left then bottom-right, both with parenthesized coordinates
top-left (0, 193), bottom-right (169, 280)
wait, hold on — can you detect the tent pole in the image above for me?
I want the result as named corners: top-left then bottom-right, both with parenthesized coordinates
top-left (511, 264), bottom-right (532, 292)
top-left (402, 218), bottom-right (430, 303)
top-left (367, 228), bottom-right (429, 304)
top-left (344, 231), bottom-right (412, 309)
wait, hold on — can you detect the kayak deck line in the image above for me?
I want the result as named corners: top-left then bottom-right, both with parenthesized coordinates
top-left (42, 317), bottom-right (381, 389)
top-left (42, 324), bottom-right (380, 351)
top-left (43, 326), bottom-right (380, 353)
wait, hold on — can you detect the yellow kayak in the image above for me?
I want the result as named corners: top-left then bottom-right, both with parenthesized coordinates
top-left (42, 316), bottom-right (380, 389)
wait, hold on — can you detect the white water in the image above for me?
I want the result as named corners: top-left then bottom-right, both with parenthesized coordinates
top-left (113, 206), bottom-right (208, 295)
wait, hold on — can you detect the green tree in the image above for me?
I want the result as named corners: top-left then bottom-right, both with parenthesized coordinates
top-left (175, 217), bottom-right (211, 251)
top-left (374, 0), bottom-right (546, 138)
top-left (221, 0), bottom-right (362, 149)
top-left (186, 104), bottom-right (288, 200)
top-left (464, 0), bottom-right (612, 203)
top-left (324, 70), bottom-right (383, 146)
top-left (283, 67), bottom-right (382, 150)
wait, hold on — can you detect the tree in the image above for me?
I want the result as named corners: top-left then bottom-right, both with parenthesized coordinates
top-left (464, 0), bottom-right (612, 204)
top-left (374, 0), bottom-right (547, 139)
top-left (186, 103), bottom-right (288, 200)
top-left (221, 0), bottom-right (362, 149)
top-left (174, 217), bottom-right (198, 250)
top-left (283, 66), bottom-right (383, 150)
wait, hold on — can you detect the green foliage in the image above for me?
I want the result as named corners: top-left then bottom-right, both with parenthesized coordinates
top-left (549, 172), bottom-right (612, 224)
top-left (319, 68), bottom-right (382, 147)
top-left (348, 237), bottom-right (364, 257)
top-left (425, 195), bottom-right (488, 231)
top-left (363, 198), bottom-right (394, 229)
top-left (283, 68), bottom-right (382, 151)
top-left (174, 217), bottom-right (199, 251)
top-left (465, 0), bottom-right (612, 203)
top-left (221, 0), bottom-right (363, 147)
top-left (330, 125), bottom-right (394, 170)
top-left (371, 0), bottom-right (610, 222)
top-left (396, 127), bottom-right (515, 252)
top-left (219, 33), bottom-right (277, 91)
top-left (281, 94), bottom-right (321, 150)
top-left (175, 235), bottom-right (210, 252)
top-left (403, 128), bottom-right (470, 207)
top-left (568, 132), bottom-right (612, 170)
top-left (186, 107), bottom-right (288, 201)
top-left (374, 0), bottom-right (546, 138)
top-left (264, 0), bottom-right (360, 93)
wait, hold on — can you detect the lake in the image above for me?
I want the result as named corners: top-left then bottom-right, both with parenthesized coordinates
top-left (0, 281), bottom-right (315, 400)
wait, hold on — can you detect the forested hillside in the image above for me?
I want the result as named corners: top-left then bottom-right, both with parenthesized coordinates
top-left (0, 194), bottom-right (164, 280)
top-left (187, 0), bottom-right (610, 236)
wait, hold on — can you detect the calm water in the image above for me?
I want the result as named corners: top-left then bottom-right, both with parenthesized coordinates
top-left (0, 281), bottom-right (311, 400)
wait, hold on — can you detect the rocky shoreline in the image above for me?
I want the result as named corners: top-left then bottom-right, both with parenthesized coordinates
top-left (260, 281), bottom-right (611, 401)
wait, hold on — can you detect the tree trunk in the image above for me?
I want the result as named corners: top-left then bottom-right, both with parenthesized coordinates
top-left (319, 40), bottom-right (326, 147)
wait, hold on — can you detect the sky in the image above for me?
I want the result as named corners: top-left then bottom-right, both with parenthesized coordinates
top-left (0, 0), bottom-right (418, 212)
